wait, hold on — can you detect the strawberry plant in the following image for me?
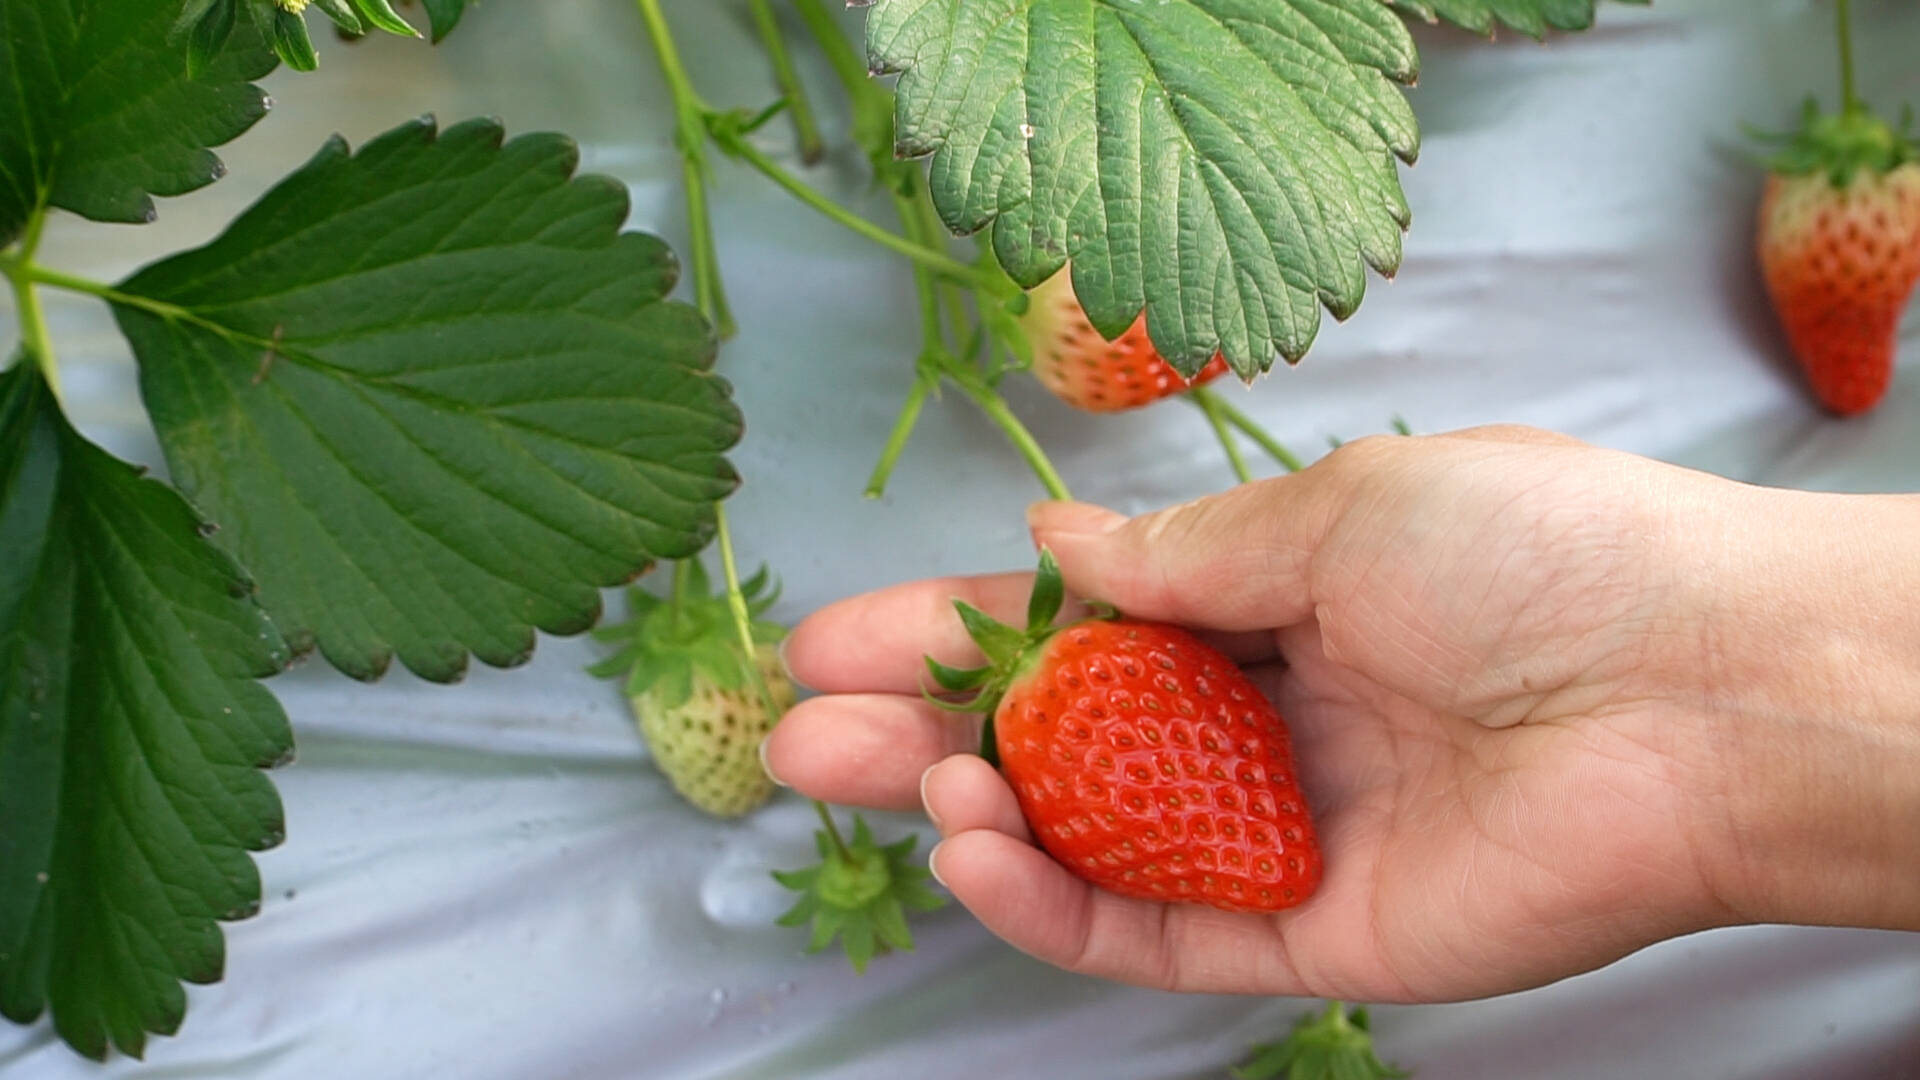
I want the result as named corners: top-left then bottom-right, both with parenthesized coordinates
top-left (17, 0), bottom-right (1811, 1072)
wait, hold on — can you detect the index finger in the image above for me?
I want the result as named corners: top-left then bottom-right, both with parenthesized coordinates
top-left (784, 573), bottom-right (1279, 696)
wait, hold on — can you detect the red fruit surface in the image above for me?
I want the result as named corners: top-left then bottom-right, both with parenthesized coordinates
top-left (1757, 163), bottom-right (1920, 416)
top-left (995, 618), bottom-right (1322, 913)
top-left (1021, 270), bottom-right (1230, 412)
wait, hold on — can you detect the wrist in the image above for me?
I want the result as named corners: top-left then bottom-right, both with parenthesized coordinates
top-left (1686, 485), bottom-right (1920, 930)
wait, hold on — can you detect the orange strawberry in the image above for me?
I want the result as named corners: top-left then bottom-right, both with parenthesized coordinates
top-left (1755, 99), bottom-right (1920, 416)
top-left (1019, 269), bottom-right (1230, 412)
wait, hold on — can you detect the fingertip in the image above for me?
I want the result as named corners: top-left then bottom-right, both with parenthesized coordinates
top-left (921, 754), bottom-right (1032, 843)
top-left (931, 829), bottom-right (1096, 967)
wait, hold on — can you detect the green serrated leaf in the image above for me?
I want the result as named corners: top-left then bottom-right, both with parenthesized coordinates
top-left (186, 0), bottom-right (240, 78)
top-left (0, 0), bottom-right (275, 243)
top-left (866, 0), bottom-right (1421, 377)
top-left (1390, 0), bottom-right (1645, 38)
top-left (112, 117), bottom-right (741, 683)
top-left (0, 361), bottom-right (293, 1060)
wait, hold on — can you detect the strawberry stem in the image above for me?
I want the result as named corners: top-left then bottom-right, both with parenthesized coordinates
top-left (813, 798), bottom-right (854, 862)
top-left (864, 365), bottom-right (934, 498)
top-left (635, 0), bottom-right (736, 338)
top-left (709, 128), bottom-right (1014, 299)
top-left (1188, 386), bottom-right (1254, 484)
top-left (943, 361), bottom-right (1073, 500)
top-left (745, 0), bottom-right (825, 165)
top-left (1195, 387), bottom-right (1306, 473)
top-left (1, 205), bottom-right (61, 406)
top-left (1836, 0), bottom-right (1859, 116)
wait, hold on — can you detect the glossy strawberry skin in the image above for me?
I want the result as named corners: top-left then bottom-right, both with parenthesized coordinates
top-left (1758, 164), bottom-right (1920, 416)
top-left (1022, 270), bottom-right (1230, 412)
top-left (994, 619), bottom-right (1321, 913)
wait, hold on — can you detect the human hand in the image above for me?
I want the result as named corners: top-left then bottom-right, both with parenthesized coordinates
top-left (763, 426), bottom-right (1920, 1001)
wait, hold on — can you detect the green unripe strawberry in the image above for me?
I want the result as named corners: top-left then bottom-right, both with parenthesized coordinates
top-left (590, 560), bottom-right (791, 819)
top-left (631, 643), bottom-right (795, 817)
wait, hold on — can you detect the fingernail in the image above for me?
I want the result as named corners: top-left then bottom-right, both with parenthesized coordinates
top-left (775, 634), bottom-right (808, 690)
top-left (1026, 500), bottom-right (1124, 539)
top-left (757, 736), bottom-right (789, 787)
top-left (919, 763), bottom-right (942, 830)
top-left (927, 840), bottom-right (950, 890)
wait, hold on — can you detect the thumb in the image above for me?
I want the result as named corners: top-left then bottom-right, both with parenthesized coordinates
top-left (1026, 471), bottom-right (1339, 633)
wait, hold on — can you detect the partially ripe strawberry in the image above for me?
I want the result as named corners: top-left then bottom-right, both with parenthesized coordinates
top-left (1755, 102), bottom-right (1920, 416)
top-left (1019, 269), bottom-right (1230, 412)
top-left (930, 553), bottom-right (1321, 913)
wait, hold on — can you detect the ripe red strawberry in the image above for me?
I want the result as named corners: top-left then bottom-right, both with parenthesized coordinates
top-left (929, 552), bottom-right (1321, 913)
top-left (1020, 268), bottom-right (1231, 412)
top-left (1755, 101), bottom-right (1920, 416)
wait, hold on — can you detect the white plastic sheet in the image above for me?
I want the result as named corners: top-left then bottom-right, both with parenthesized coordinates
top-left (4, 1), bottom-right (1919, 1076)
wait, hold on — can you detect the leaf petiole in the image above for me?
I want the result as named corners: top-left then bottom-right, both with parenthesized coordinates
top-left (941, 361), bottom-right (1071, 501)
top-left (1193, 386), bottom-right (1305, 473)
top-left (635, 0), bottom-right (736, 338)
top-left (863, 357), bottom-right (936, 498)
top-left (1187, 386), bottom-right (1254, 484)
top-left (706, 126), bottom-right (1014, 299)
top-left (746, 0), bottom-right (824, 164)
top-left (3, 207), bottom-right (62, 401)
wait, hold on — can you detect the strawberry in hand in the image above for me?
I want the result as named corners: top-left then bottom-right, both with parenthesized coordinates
top-left (1754, 2), bottom-right (1920, 416)
top-left (927, 551), bottom-right (1322, 913)
top-left (1018, 268), bottom-right (1232, 413)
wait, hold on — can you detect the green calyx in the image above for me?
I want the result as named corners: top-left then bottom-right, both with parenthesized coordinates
top-left (1232, 1001), bottom-right (1409, 1080)
top-left (1755, 98), bottom-right (1919, 186)
top-left (922, 549), bottom-right (1109, 764)
top-left (771, 815), bottom-right (946, 974)
top-left (587, 558), bottom-right (784, 707)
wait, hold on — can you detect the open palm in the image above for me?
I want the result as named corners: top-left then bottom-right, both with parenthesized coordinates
top-left (767, 428), bottom-right (1739, 1001)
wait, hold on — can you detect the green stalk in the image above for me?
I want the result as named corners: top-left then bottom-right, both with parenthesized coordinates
top-left (747, 0), bottom-right (825, 164)
top-left (862, 376), bottom-right (932, 499)
top-left (1188, 387), bottom-right (1253, 484)
top-left (636, 0), bottom-right (736, 337)
top-left (943, 363), bottom-right (1071, 501)
top-left (792, 0), bottom-right (861, 86)
top-left (812, 798), bottom-right (854, 861)
top-left (863, 197), bottom-right (945, 498)
top-left (911, 191), bottom-right (975, 348)
top-left (711, 130), bottom-right (1012, 298)
top-left (713, 501), bottom-right (855, 865)
top-left (4, 207), bottom-right (59, 399)
top-left (668, 558), bottom-right (695, 633)
top-left (1195, 386), bottom-right (1305, 473)
top-left (1836, 0), bottom-right (1858, 115)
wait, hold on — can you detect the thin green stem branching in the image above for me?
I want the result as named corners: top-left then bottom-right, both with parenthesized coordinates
top-left (1188, 387), bottom-right (1253, 484)
top-left (713, 131), bottom-right (1010, 296)
top-left (1194, 386), bottom-right (1305, 473)
top-left (747, 0), bottom-right (824, 164)
top-left (636, 0), bottom-right (736, 336)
